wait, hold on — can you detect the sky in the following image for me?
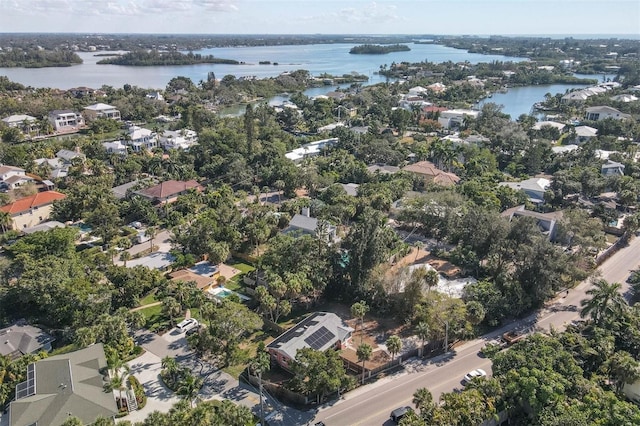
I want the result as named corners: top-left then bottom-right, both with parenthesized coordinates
top-left (1, 0), bottom-right (639, 36)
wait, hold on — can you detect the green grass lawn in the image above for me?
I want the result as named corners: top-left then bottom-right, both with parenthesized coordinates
top-left (139, 304), bottom-right (186, 332)
top-left (223, 329), bottom-right (277, 378)
top-left (139, 292), bottom-right (158, 306)
top-left (226, 260), bottom-right (255, 292)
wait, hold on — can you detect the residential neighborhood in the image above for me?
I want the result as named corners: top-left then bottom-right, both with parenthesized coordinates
top-left (0, 31), bottom-right (639, 426)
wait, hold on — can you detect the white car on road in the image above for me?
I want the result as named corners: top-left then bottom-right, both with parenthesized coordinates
top-left (463, 368), bottom-right (487, 384)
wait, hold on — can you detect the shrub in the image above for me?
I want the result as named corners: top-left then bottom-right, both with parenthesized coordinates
top-left (128, 375), bottom-right (147, 409)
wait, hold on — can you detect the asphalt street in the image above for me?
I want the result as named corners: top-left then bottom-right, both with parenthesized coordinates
top-left (313, 236), bottom-right (640, 426)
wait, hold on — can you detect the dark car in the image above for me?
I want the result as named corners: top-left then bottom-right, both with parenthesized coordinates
top-left (390, 406), bottom-right (413, 423)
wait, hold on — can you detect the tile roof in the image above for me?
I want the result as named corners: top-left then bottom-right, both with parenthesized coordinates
top-left (169, 269), bottom-right (215, 290)
top-left (402, 161), bottom-right (460, 186)
top-left (138, 179), bottom-right (202, 200)
top-left (0, 191), bottom-right (66, 215)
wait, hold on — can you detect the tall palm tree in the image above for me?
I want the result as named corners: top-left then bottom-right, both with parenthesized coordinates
top-left (386, 335), bottom-right (402, 362)
top-left (357, 343), bottom-right (372, 385)
top-left (177, 372), bottom-right (203, 408)
top-left (580, 279), bottom-right (627, 325)
top-left (161, 356), bottom-right (181, 387)
top-left (351, 301), bottom-right (370, 344)
top-left (249, 343), bottom-right (271, 426)
top-left (104, 372), bottom-right (127, 410)
top-left (415, 322), bottom-right (430, 358)
top-left (145, 226), bottom-right (157, 252)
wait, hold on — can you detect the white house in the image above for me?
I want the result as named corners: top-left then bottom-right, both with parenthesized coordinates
top-left (574, 125), bottom-right (598, 144)
top-left (437, 109), bottom-right (480, 129)
top-left (125, 126), bottom-right (158, 152)
top-left (585, 106), bottom-right (631, 121)
top-left (532, 121), bottom-right (566, 132)
top-left (83, 103), bottom-right (121, 121)
top-left (285, 138), bottom-right (338, 164)
top-left (0, 165), bottom-right (34, 190)
top-left (499, 177), bottom-right (551, 204)
top-left (103, 141), bottom-right (128, 155)
top-left (407, 86), bottom-right (428, 96)
top-left (610, 94), bottom-right (638, 103)
top-left (47, 110), bottom-right (84, 132)
top-left (159, 129), bottom-right (198, 150)
top-left (1, 114), bottom-right (38, 135)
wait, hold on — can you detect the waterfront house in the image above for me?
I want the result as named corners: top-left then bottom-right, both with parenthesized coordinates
top-left (1, 114), bottom-right (37, 134)
top-left (8, 343), bottom-right (118, 426)
top-left (267, 312), bottom-right (353, 371)
top-left (0, 191), bottom-right (66, 230)
top-left (83, 103), bottom-right (121, 121)
top-left (48, 110), bottom-right (84, 132)
top-left (585, 106), bottom-right (631, 121)
top-left (610, 94), bottom-right (638, 103)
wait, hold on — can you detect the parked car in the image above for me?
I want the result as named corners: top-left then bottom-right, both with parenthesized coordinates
top-left (176, 318), bottom-right (199, 333)
top-left (390, 406), bottom-right (413, 424)
top-left (463, 368), bottom-right (487, 384)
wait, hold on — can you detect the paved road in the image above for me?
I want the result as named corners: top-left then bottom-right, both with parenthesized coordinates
top-left (314, 236), bottom-right (640, 425)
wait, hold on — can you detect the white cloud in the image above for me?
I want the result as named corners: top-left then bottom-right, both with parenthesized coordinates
top-left (300, 1), bottom-right (402, 25)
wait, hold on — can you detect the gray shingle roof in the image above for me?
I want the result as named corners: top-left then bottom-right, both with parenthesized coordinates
top-left (267, 312), bottom-right (353, 361)
top-left (9, 343), bottom-right (118, 426)
top-left (0, 321), bottom-right (54, 360)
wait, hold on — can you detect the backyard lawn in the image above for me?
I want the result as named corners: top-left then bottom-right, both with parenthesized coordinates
top-left (224, 260), bottom-right (255, 292)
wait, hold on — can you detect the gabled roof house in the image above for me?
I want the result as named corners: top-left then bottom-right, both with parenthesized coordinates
top-left (267, 312), bottom-right (353, 371)
top-left (499, 177), bottom-right (551, 204)
top-left (9, 343), bottom-right (118, 426)
top-left (402, 161), bottom-right (460, 186)
top-left (0, 191), bottom-right (66, 230)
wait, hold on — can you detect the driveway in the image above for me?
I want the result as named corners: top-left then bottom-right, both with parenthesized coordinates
top-left (118, 351), bottom-right (180, 424)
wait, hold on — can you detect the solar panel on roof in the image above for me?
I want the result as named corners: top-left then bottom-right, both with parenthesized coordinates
top-left (304, 326), bottom-right (336, 350)
top-left (15, 364), bottom-right (36, 400)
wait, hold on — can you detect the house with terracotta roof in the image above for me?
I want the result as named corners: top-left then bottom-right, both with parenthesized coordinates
top-left (135, 179), bottom-right (203, 205)
top-left (0, 191), bottom-right (66, 230)
top-left (402, 161), bottom-right (460, 187)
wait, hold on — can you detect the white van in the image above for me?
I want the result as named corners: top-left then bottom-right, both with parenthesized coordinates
top-left (176, 318), bottom-right (198, 333)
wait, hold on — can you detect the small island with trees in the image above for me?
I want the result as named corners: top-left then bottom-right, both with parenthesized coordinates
top-left (0, 49), bottom-right (82, 68)
top-left (349, 44), bottom-right (411, 54)
top-left (97, 50), bottom-right (241, 66)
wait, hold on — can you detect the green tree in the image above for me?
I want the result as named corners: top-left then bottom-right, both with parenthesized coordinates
top-left (580, 279), bottom-right (627, 325)
top-left (351, 300), bottom-right (370, 344)
top-left (604, 350), bottom-right (640, 396)
top-left (176, 372), bottom-right (203, 408)
top-left (412, 387), bottom-right (436, 419)
top-left (162, 296), bottom-right (182, 327)
top-left (356, 343), bottom-right (372, 384)
top-left (415, 322), bottom-right (430, 358)
top-left (386, 335), bottom-right (403, 362)
top-left (249, 342), bottom-right (271, 425)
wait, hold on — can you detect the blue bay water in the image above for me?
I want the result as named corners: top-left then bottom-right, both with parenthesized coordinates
top-left (0, 43), bottom-right (604, 118)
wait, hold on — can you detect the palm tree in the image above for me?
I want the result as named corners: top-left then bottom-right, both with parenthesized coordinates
top-left (413, 241), bottom-right (424, 262)
top-left (415, 322), bottom-right (430, 358)
top-left (119, 250), bottom-right (131, 267)
top-left (162, 296), bottom-right (182, 327)
top-left (249, 343), bottom-right (271, 426)
top-left (424, 269), bottom-right (439, 293)
top-left (580, 279), bottom-right (627, 325)
top-left (177, 372), bottom-right (203, 408)
top-left (412, 387), bottom-right (435, 417)
top-left (145, 226), bottom-right (157, 252)
top-left (0, 211), bottom-right (12, 233)
top-left (351, 301), bottom-right (370, 344)
top-left (386, 335), bottom-right (402, 362)
top-left (356, 343), bottom-right (372, 385)
top-left (274, 179), bottom-right (285, 204)
top-left (161, 356), bottom-right (181, 387)
top-left (104, 372), bottom-right (127, 410)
